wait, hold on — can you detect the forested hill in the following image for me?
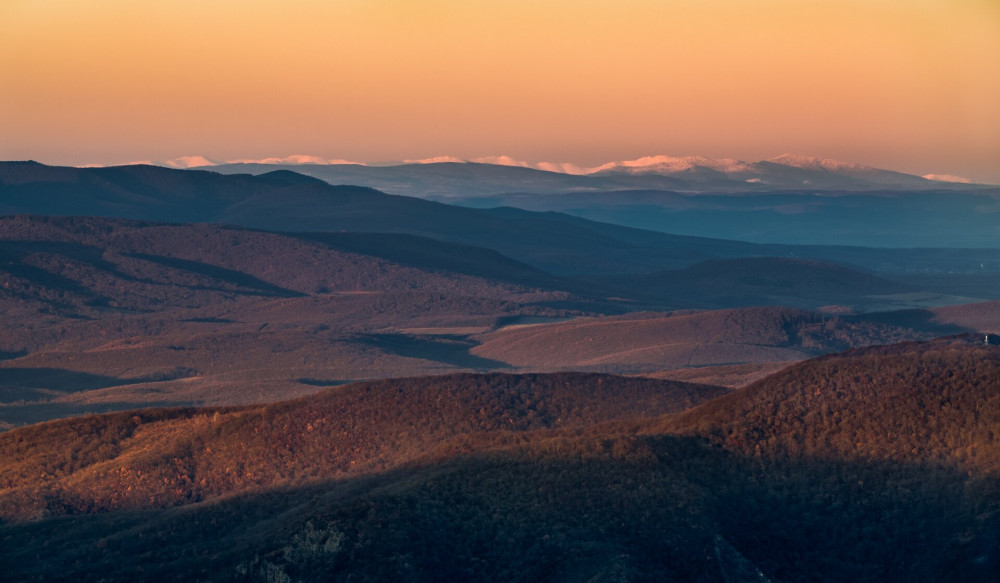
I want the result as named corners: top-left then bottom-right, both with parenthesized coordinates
top-left (665, 336), bottom-right (1000, 471)
top-left (2, 341), bottom-right (999, 582)
top-left (0, 372), bottom-right (726, 521)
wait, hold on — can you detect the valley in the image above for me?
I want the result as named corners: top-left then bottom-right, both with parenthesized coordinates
top-left (0, 204), bottom-right (995, 430)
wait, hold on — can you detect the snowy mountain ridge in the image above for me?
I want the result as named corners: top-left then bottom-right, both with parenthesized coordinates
top-left (92, 153), bottom-right (979, 186)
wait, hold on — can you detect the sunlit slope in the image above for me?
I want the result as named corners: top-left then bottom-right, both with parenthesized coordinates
top-left (0, 372), bottom-right (725, 521)
top-left (472, 306), bottom-right (930, 372)
top-left (664, 337), bottom-right (1000, 471)
top-left (2, 341), bottom-right (998, 581)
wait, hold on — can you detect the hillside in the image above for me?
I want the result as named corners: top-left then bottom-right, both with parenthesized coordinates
top-left (665, 337), bottom-right (1000, 470)
top-left (0, 215), bottom-right (548, 312)
top-left (0, 216), bottom-right (578, 428)
top-left (1, 342), bottom-right (998, 581)
top-left (471, 306), bottom-right (930, 374)
top-left (2, 214), bottom-right (997, 430)
top-left (844, 302), bottom-right (1000, 340)
top-left (646, 338), bottom-right (1000, 581)
top-left (0, 372), bottom-right (727, 521)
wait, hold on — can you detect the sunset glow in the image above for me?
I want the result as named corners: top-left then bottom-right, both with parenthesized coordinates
top-left (2, 0), bottom-right (998, 181)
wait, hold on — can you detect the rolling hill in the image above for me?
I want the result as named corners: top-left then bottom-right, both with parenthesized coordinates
top-left (0, 216), bottom-right (579, 428)
top-left (1, 213), bottom-right (997, 431)
top-left (0, 372), bottom-right (727, 521)
top-left (0, 214), bottom-right (550, 312)
top-left (1, 340), bottom-right (997, 582)
top-left (664, 337), bottom-right (1000, 469)
top-left (470, 306), bottom-right (929, 375)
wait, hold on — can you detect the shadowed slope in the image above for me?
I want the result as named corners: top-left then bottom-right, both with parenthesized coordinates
top-left (631, 337), bottom-right (1000, 581)
top-left (454, 187), bottom-right (1000, 248)
top-left (0, 215), bottom-right (544, 311)
top-left (629, 257), bottom-right (909, 309)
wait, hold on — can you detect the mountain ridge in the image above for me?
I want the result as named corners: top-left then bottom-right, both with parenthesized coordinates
top-left (91, 154), bottom-right (985, 187)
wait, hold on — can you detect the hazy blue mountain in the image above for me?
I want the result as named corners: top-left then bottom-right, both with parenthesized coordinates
top-left (2, 162), bottom-right (998, 282)
top-left (209, 161), bottom-right (689, 198)
top-left (201, 158), bottom-right (999, 248)
top-left (453, 188), bottom-right (1000, 248)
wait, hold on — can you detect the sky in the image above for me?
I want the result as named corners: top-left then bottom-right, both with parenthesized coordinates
top-left (1, 0), bottom-right (998, 182)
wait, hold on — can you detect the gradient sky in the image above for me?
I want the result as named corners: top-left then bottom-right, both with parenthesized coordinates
top-left (2, 0), bottom-right (998, 181)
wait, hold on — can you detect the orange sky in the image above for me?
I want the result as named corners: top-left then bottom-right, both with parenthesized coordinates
top-left (2, 0), bottom-right (998, 181)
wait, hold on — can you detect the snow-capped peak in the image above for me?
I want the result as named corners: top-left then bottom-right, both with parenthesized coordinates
top-left (128, 155), bottom-right (366, 168)
top-left (227, 155), bottom-right (363, 166)
top-left (78, 153), bottom-right (979, 188)
top-left (470, 155), bottom-right (533, 168)
top-left (534, 161), bottom-right (589, 175)
top-left (766, 154), bottom-right (867, 172)
top-left (402, 155), bottom-right (590, 174)
top-left (589, 155), bottom-right (755, 175)
top-left (923, 173), bottom-right (975, 184)
top-left (403, 155), bottom-right (466, 164)
top-left (158, 155), bottom-right (220, 169)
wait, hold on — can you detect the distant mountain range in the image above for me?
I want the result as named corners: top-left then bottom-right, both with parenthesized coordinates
top-left (3, 161), bottom-right (998, 274)
top-left (141, 156), bottom-right (999, 248)
top-left (111, 154), bottom-right (981, 198)
top-left (49, 151), bottom-right (1000, 247)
